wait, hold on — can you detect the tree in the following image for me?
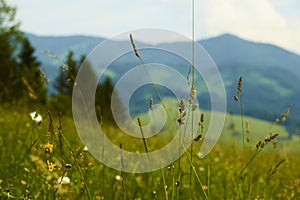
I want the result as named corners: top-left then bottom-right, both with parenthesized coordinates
top-left (54, 51), bottom-right (78, 96)
top-left (17, 37), bottom-right (48, 104)
top-left (0, 0), bottom-right (20, 101)
top-left (96, 77), bottom-right (125, 125)
top-left (52, 52), bottom-right (125, 124)
top-left (0, 0), bottom-right (46, 104)
top-left (51, 51), bottom-right (79, 114)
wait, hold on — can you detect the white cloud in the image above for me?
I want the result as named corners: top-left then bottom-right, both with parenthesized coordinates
top-left (197, 0), bottom-right (300, 54)
top-left (7, 0), bottom-right (300, 54)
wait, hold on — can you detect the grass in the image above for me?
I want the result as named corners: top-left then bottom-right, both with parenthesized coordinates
top-left (1, 1), bottom-right (299, 199)
top-left (0, 31), bottom-right (299, 200)
top-left (0, 103), bottom-right (299, 199)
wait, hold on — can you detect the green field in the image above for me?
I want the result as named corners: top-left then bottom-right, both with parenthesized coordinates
top-left (1, 0), bottom-right (300, 199)
top-left (1, 102), bottom-right (299, 200)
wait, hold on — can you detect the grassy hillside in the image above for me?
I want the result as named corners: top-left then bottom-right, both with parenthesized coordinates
top-left (135, 98), bottom-right (290, 146)
top-left (27, 33), bottom-right (300, 133)
top-left (1, 103), bottom-right (299, 199)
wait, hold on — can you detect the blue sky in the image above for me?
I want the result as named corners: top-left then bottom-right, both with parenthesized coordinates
top-left (9, 0), bottom-right (300, 54)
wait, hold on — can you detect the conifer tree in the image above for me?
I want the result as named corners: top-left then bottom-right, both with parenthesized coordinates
top-left (51, 51), bottom-right (78, 114)
top-left (52, 51), bottom-right (125, 122)
top-left (0, 0), bottom-right (20, 101)
top-left (54, 51), bottom-right (78, 96)
top-left (96, 77), bottom-right (125, 125)
top-left (17, 37), bottom-right (48, 103)
top-left (0, 0), bottom-right (46, 104)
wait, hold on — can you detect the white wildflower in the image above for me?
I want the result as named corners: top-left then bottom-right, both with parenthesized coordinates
top-left (199, 167), bottom-right (205, 172)
top-left (115, 175), bottom-right (122, 182)
top-left (83, 146), bottom-right (88, 152)
top-left (57, 176), bottom-right (70, 184)
top-left (214, 157), bottom-right (220, 162)
top-left (29, 111), bottom-right (42, 124)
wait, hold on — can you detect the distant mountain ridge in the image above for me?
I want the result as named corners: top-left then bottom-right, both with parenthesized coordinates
top-left (26, 32), bottom-right (300, 134)
top-left (201, 34), bottom-right (300, 75)
top-left (199, 34), bottom-right (300, 135)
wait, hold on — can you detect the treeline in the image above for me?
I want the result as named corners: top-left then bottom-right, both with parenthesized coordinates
top-left (51, 50), bottom-right (124, 124)
top-left (0, 0), bottom-right (120, 124)
top-left (0, 0), bottom-right (47, 104)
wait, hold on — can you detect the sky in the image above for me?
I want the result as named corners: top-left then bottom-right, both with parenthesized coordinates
top-left (8, 0), bottom-right (300, 55)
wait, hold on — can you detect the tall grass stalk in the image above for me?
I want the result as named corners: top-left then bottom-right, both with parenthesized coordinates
top-left (59, 130), bottom-right (91, 200)
top-left (175, 124), bottom-right (182, 200)
top-left (233, 148), bottom-right (262, 187)
top-left (189, 108), bottom-right (195, 199)
top-left (120, 143), bottom-right (127, 200)
top-left (240, 94), bottom-right (245, 148)
top-left (129, 34), bottom-right (176, 133)
top-left (57, 113), bottom-right (64, 168)
top-left (207, 161), bottom-right (211, 198)
top-left (137, 117), bottom-right (157, 197)
top-left (233, 133), bottom-right (280, 187)
top-left (182, 144), bottom-right (209, 200)
top-left (176, 99), bottom-right (186, 199)
top-left (236, 76), bottom-right (245, 149)
top-left (98, 109), bottom-right (106, 198)
top-left (189, 0), bottom-right (196, 198)
top-left (161, 166), bottom-right (169, 200)
top-left (19, 134), bottom-right (41, 163)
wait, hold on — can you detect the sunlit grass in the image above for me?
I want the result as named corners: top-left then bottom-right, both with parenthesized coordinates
top-left (0, 104), bottom-right (299, 199)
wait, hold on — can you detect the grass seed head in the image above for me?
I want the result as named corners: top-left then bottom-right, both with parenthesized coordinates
top-left (65, 164), bottom-right (72, 169)
top-left (270, 133), bottom-right (279, 140)
top-left (200, 113), bottom-right (204, 123)
top-left (237, 76), bottom-right (242, 94)
top-left (190, 84), bottom-right (196, 101)
top-left (47, 111), bottom-right (55, 144)
top-left (281, 108), bottom-right (290, 118)
top-left (246, 137), bottom-right (250, 143)
top-left (177, 100), bottom-right (186, 125)
top-left (265, 136), bottom-right (271, 143)
top-left (246, 121), bottom-right (250, 133)
top-left (129, 33), bottom-right (141, 59)
top-left (194, 134), bottom-right (203, 141)
top-left (234, 95), bottom-right (239, 101)
top-left (256, 140), bottom-right (262, 149)
top-left (150, 98), bottom-right (153, 111)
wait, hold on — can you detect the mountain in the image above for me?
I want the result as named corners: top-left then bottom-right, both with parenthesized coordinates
top-left (199, 34), bottom-right (300, 134)
top-left (25, 33), bottom-right (105, 85)
top-left (26, 33), bottom-right (300, 135)
top-left (200, 34), bottom-right (300, 74)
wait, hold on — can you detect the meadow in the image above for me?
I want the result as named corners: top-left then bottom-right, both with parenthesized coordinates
top-left (1, 0), bottom-right (300, 199)
top-left (1, 34), bottom-right (300, 200)
top-left (0, 97), bottom-right (300, 199)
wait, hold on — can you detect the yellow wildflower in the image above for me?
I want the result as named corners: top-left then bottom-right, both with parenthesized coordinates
top-left (44, 143), bottom-right (53, 154)
top-left (21, 180), bottom-right (27, 185)
top-left (202, 185), bottom-right (208, 191)
top-left (47, 160), bottom-right (55, 172)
